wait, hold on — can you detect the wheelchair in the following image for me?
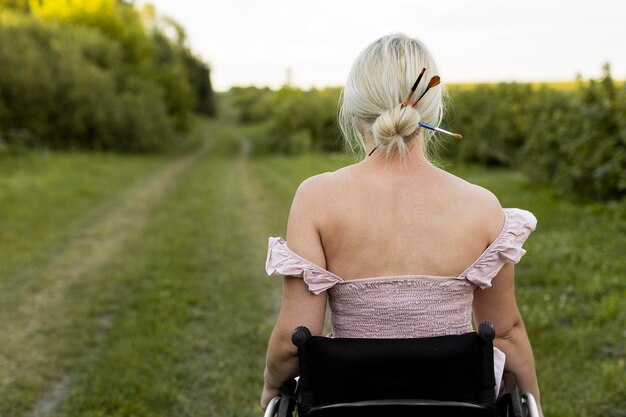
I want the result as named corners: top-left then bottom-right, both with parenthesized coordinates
top-left (264, 322), bottom-right (539, 417)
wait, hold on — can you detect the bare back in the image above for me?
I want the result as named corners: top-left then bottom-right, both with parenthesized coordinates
top-left (311, 161), bottom-right (505, 280)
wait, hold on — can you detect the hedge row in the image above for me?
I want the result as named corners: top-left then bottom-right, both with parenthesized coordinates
top-left (228, 66), bottom-right (625, 201)
top-left (445, 66), bottom-right (626, 200)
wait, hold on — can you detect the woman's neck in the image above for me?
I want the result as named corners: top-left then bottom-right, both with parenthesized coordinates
top-left (362, 132), bottom-right (432, 172)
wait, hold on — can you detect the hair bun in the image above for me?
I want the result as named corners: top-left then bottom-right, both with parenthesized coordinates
top-left (372, 105), bottom-right (421, 149)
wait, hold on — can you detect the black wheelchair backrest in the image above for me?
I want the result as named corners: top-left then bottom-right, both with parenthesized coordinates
top-left (292, 323), bottom-right (496, 416)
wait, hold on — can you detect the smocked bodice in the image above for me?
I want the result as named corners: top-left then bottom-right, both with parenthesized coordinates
top-left (327, 276), bottom-right (476, 338)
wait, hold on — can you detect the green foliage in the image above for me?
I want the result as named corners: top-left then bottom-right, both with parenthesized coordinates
top-left (0, 0), bottom-right (29, 11)
top-left (151, 31), bottom-right (194, 131)
top-left (228, 86), bottom-right (273, 125)
top-left (228, 86), bottom-right (342, 154)
top-left (0, 17), bottom-right (174, 151)
top-left (444, 83), bottom-right (533, 166)
top-left (445, 67), bottom-right (626, 200)
top-left (153, 12), bottom-right (216, 118)
top-left (30, 0), bottom-right (153, 67)
top-left (0, 1), bottom-right (216, 152)
top-left (183, 50), bottom-right (217, 117)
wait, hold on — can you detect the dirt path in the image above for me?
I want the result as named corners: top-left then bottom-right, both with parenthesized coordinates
top-left (0, 140), bottom-right (211, 417)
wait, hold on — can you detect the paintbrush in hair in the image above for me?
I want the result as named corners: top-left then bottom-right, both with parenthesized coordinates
top-left (401, 68), bottom-right (426, 108)
top-left (418, 122), bottom-right (463, 140)
top-left (411, 76), bottom-right (441, 107)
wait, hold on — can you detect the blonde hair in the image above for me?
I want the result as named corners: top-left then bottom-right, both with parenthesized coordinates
top-left (339, 34), bottom-right (445, 159)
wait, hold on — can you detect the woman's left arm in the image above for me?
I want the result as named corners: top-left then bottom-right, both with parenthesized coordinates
top-left (261, 175), bottom-right (330, 409)
top-left (261, 277), bottom-right (327, 407)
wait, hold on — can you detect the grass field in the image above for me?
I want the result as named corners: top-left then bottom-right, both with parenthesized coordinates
top-left (0, 118), bottom-right (624, 417)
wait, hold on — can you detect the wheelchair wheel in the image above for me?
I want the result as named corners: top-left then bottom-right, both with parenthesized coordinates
top-left (264, 397), bottom-right (280, 417)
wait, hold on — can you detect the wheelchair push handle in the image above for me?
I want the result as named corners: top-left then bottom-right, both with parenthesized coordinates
top-left (479, 321), bottom-right (496, 342)
top-left (292, 326), bottom-right (312, 347)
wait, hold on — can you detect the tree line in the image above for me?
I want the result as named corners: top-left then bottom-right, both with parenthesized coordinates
top-left (228, 65), bottom-right (625, 201)
top-left (0, 0), bottom-right (215, 152)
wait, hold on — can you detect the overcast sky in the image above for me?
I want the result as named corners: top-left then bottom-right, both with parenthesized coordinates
top-left (141, 0), bottom-right (626, 91)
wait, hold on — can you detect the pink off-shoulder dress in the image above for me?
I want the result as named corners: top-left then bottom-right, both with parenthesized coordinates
top-left (266, 207), bottom-right (537, 395)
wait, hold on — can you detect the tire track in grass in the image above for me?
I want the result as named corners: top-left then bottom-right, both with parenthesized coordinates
top-left (29, 133), bottom-right (336, 416)
top-left (170, 139), bottom-right (287, 416)
top-left (0, 152), bottom-right (171, 308)
top-left (181, 156), bottom-right (270, 417)
top-left (46, 132), bottom-right (285, 416)
top-left (0, 140), bottom-right (211, 417)
top-left (202, 149), bottom-right (350, 415)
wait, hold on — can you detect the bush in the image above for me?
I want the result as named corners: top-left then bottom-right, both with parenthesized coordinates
top-left (0, 17), bottom-right (173, 151)
top-left (444, 83), bottom-right (533, 166)
top-left (228, 86), bottom-right (342, 154)
top-left (445, 69), bottom-right (625, 201)
top-left (183, 49), bottom-right (217, 117)
top-left (522, 69), bottom-right (626, 200)
top-left (0, 1), bottom-right (216, 153)
top-left (151, 31), bottom-right (194, 131)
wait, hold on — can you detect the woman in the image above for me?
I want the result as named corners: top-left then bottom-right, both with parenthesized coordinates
top-left (260, 34), bottom-right (543, 416)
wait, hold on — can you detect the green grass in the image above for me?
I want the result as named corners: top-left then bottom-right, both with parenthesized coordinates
top-left (0, 120), bottom-right (623, 416)
top-left (55, 157), bottom-right (275, 416)
top-left (446, 165), bottom-right (626, 416)
top-left (0, 150), bottom-right (173, 415)
top-left (0, 151), bottom-right (168, 280)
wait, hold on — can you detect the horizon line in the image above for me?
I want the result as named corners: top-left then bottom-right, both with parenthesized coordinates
top-left (215, 77), bottom-right (625, 93)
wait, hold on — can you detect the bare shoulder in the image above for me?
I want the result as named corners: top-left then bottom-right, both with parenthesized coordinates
top-left (286, 172), bottom-right (334, 266)
top-left (292, 165), bottom-right (355, 208)
top-left (438, 168), bottom-right (505, 240)
top-left (467, 182), bottom-right (502, 217)
top-left (467, 184), bottom-right (504, 242)
top-left (287, 171), bottom-right (335, 234)
top-left (292, 172), bottom-right (335, 206)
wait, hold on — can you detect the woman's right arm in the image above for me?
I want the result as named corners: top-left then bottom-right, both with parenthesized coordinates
top-left (472, 262), bottom-right (544, 417)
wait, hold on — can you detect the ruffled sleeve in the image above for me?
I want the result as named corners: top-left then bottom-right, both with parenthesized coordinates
top-left (462, 208), bottom-right (537, 288)
top-left (265, 237), bottom-right (342, 294)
